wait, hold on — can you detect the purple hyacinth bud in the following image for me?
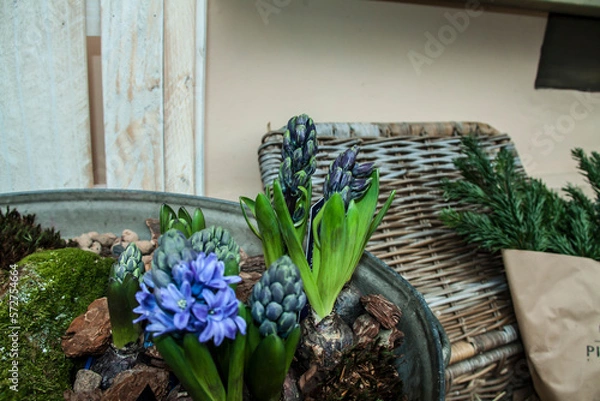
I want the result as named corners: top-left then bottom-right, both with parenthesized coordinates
top-left (279, 114), bottom-right (319, 222)
top-left (353, 161), bottom-right (374, 178)
top-left (323, 145), bottom-right (374, 209)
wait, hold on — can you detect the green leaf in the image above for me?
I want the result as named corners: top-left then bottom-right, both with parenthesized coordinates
top-left (283, 326), bottom-right (301, 373)
top-left (239, 197), bottom-right (261, 240)
top-left (192, 208), bottom-right (206, 233)
top-left (315, 193), bottom-right (347, 317)
top-left (340, 201), bottom-right (361, 285)
top-left (272, 180), bottom-right (325, 316)
top-left (224, 258), bottom-right (240, 277)
top-left (171, 220), bottom-right (191, 238)
top-left (245, 315), bottom-right (262, 370)
top-left (354, 170), bottom-right (380, 228)
top-left (107, 276), bottom-right (141, 348)
top-left (227, 305), bottom-right (247, 401)
top-left (160, 204), bottom-right (177, 234)
top-left (367, 190), bottom-right (396, 240)
top-left (178, 207), bottom-right (193, 226)
top-left (183, 333), bottom-right (226, 401)
top-left (155, 335), bottom-right (219, 401)
top-left (247, 335), bottom-right (286, 401)
top-left (255, 193), bottom-right (285, 267)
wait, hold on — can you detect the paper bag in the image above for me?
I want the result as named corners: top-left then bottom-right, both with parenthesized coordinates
top-left (502, 249), bottom-right (600, 401)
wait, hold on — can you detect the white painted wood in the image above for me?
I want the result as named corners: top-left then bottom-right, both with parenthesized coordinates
top-left (0, 0), bottom-right (93, 193)
top-left (195, 0), bottom-right (207, 195)
top-left (164, 0), bottom-right (196, 194)
top-left (85, 0), bottom-right (101, 36)
top-left (101, 0), bottom-right (164, 191)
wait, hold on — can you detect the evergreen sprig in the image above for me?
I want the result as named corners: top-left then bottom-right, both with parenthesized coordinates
top-left (440, 136), bottom-right (600, 261)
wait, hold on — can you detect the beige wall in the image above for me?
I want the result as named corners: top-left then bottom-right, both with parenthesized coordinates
top-left (205, 0), bottom-right (600, 201)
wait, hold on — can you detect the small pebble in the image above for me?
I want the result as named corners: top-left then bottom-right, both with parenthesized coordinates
top-left (88, 241), bottom-right (102, 255)
top-left (91, 232), bottom-right (117, 247)
top-left (135, 240), bottom-right (155, 255)
top-left (73, 369), bottom-right (102, 393)
top-left (121, 229), bottom-right (139, 243)
top-left (142, 255), bottom-right (153, 272)
top-left (74, 233), bottom-right (93, 249)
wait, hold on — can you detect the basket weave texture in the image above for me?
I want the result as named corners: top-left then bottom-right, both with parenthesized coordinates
top-left (258, 121), bottom-right (532, 400)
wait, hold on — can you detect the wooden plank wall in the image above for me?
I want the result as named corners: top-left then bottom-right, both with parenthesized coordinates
top-left (102, 0), bottom-right (165, 191)
top-left (0, 0), bottom-right (205, 195)
top-left (164, 0), bottom-right (197, 194)
top-left (0, 0), bottom-right (93, 192)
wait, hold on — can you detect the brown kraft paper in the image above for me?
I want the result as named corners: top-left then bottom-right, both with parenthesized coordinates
top-left (502, 249), bottom-right (600, 401)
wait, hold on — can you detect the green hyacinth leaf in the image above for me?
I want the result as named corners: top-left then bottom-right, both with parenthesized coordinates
top-left (353, 171), bottom-right (380, 233)
top-left (107, 281), bottom-right (131, 348)
top-left (315, 193), bottom-right (347, 317)
top-left (283, 326), bottom-right (301, 374)
top-left (160, 204), bottom-right (177, 234)
top-left (178, 207), bottom-right (193, 227)
top-left (170, 220), bottom-right (191, 238)
top-left (224, 258), bottom-right (240, 277)
top-left (340, 201), bottom-right (362, 286)
top-left (247, 334), bottom-right (286, 401)
top-left (227, 305), bottom-right (247, 401)
top-left (272, 180), bottom-right (324, 317)
top-left (192, 208), bottom-right (206, 233)
top-left (183, 333), bottom-right (226, 401)
top-left (239, 196), bottom-right (261, 240)
top-left (155, 335), bottom-right (219, 401)
top-left (122, 273), bottom-right (141, 321)
top-left (244, 312), bottom-right (262, 371)
top-left (255, 192), bottom-right (285, 267)
top-left (107, 274), bottom-right (141, 348)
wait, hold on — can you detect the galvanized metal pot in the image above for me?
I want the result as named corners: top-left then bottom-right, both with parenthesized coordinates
top-left (0, 189), bottom-right (449, 401)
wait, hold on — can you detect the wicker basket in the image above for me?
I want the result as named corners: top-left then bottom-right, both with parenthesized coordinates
top-left (258, 121), bottom-right (533, 400)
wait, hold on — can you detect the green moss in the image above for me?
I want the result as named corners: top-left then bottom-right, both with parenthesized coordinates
top-left (0, 248), bottom-right (113, 401)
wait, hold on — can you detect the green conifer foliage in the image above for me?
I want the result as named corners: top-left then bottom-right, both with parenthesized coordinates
top-left (440, 136), bottom-right (600, 261)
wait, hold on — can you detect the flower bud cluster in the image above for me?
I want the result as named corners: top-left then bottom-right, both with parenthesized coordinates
top-left (249, 255), bottom-right (306, 339)
top-left (279, 114), bottom-right (319, 221)
top-left (323, 145), bottom-right (374, 208)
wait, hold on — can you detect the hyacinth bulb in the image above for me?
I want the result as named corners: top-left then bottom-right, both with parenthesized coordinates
top-left (323, 145), bottom-right (374, 208)
top-left (278, 114), bottom-right (319, 221)
top-left (249, 255), bottom-right (306, 339)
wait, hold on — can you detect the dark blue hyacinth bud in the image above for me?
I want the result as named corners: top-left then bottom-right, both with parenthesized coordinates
top-left (278, 114), bottom-right (319, 222)
top-left (323, 145), bottom-right (374, 209)
top-left (249, 256), bottom-right (306, 338)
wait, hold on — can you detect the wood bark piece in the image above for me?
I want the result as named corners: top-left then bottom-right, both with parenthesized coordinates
top-left (353, 313), bottom-right (381, 344)
top-left (62, 297), bottom-right (112, 358)
top-left (361, 294), bottom-right (402, 329)
top-left (101, 365), bottom-right (169, 401)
